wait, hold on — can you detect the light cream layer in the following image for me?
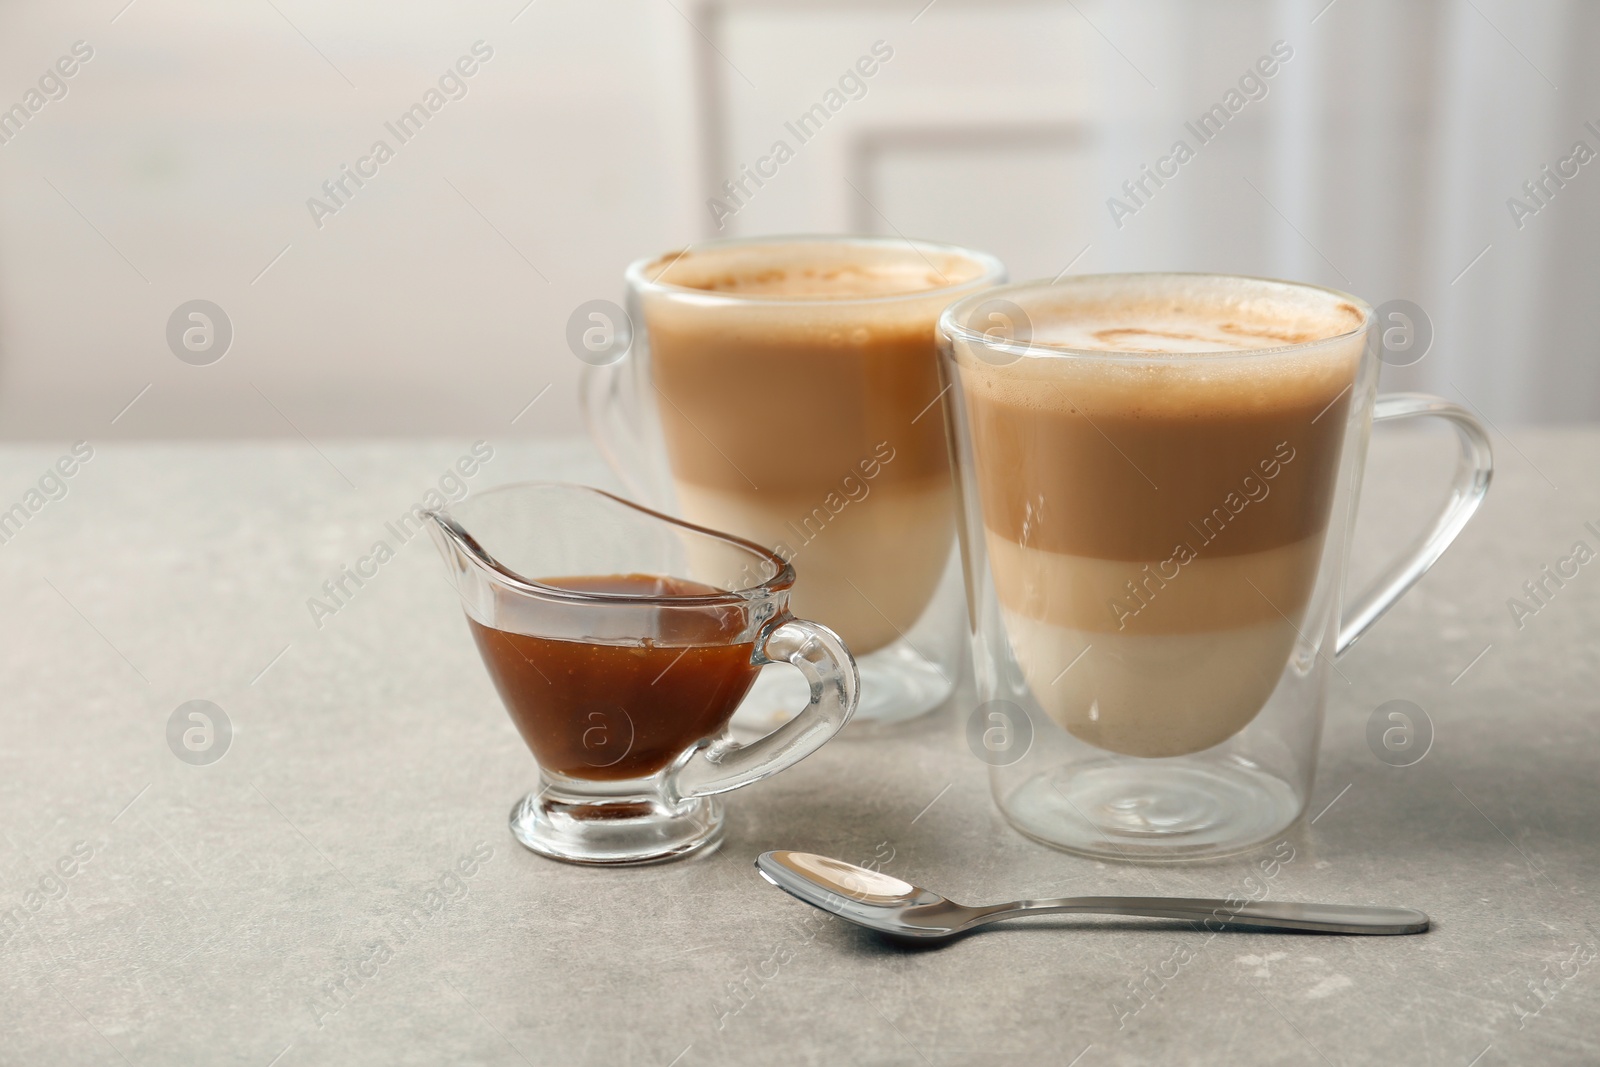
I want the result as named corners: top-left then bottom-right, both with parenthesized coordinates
top-left (988, 532), bottom-right (1323, 757)
top-left (677, 478), bottom-right (955, 655)
top-left (1000, 607), bottom-right (1299, 758)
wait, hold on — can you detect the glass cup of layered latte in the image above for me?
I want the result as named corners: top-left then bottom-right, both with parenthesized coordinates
top-left (584, 236), bottom-right (1006, 731)
top-left (939, 273), bottom-right (1493, 859)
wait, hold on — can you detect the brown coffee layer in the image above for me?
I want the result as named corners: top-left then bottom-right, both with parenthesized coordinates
top-left (641, 241), bottom-right (994, 495)
top-left (647, 315), bottom-right (945, 492)
top-left (957, 339), bottom-right (1361, 560)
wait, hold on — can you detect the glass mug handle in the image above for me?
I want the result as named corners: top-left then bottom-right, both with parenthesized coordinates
top-left (668, 618), bottom-right (859, 800)
top-left (579, 354), bottom-right (668, 506)
top-left (1336, 392), bottom-right (1494, 657)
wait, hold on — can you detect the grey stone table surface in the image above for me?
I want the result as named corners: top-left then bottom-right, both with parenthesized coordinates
top-left (0, 429), bottom-right (1596, 1067)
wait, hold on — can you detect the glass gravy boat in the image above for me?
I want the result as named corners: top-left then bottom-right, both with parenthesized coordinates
top-left (426, 483), bottom-right (858, 865)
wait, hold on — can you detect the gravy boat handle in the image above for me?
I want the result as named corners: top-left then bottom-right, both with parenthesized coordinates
top-left (670, 618), bottom-right (858, 799)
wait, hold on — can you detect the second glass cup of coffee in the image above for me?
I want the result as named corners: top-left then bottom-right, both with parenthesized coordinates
top-left (583, 236), bottom-right (1007, 731)
top-left (938, 273), bottom-right (1493, 860)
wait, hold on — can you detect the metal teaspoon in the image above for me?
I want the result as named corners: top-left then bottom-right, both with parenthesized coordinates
top-left (755, 851), bottom-right (1430, 942)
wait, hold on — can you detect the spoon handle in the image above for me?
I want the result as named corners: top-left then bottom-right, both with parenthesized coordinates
top-left (996, 896), bottom-right (1429, 935)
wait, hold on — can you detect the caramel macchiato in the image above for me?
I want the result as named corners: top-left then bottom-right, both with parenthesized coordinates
top-left (954, 275), bottom-right (1366, 757)
top-left (636, 241), bottom-right (997, 655)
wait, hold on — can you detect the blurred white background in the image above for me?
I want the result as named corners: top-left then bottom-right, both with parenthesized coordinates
top-left (0, 0), bottom-right (1595, 440)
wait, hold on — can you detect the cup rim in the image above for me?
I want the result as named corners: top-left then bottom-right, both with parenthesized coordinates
top-left (426, 482), bottom-right (795, 605)
top-left (624, 233), bottom-right (1007, 308)
top-left (938, 272), bottom-right (1376, 362)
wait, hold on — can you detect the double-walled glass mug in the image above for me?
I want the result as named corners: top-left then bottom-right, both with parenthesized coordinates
top-left (583, 235), bottom-right (1006, 732)
top-left (425, 483), bottom-right (857, 865)
top-left (937, 274), bottom-right (1493, 860)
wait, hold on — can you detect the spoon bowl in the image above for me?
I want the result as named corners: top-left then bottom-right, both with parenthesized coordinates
top-left (755, 850), bottom-right (1430, 942)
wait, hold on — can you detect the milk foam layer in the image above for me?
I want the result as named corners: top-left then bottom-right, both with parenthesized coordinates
top-left (644, 241), bottom-right (990, 300)
top-left (1024, 274), bottom-right (1366, 353)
